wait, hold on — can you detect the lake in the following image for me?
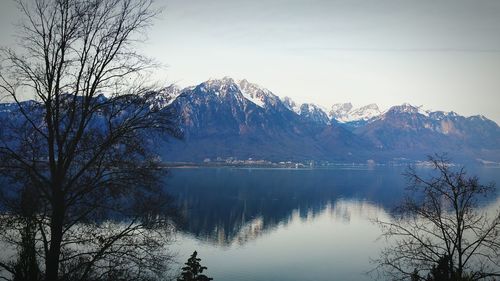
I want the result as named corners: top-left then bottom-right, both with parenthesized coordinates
top-left (165, 166), bottom-right (500, 281)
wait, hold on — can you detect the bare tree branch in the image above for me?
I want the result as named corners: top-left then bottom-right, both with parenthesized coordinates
top-left (372, 154), bottom-right (500, 281)
top-left (0, 1), bottom-right (179, 281)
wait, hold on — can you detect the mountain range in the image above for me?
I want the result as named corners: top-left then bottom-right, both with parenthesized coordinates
top-left (1, 77), bottom-right (498, 164)
top-left (155, 77), bottom-right (500, 164)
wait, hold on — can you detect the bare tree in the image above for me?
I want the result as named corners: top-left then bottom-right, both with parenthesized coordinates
top-left (373, 155), bottom-right (500, 281)
top-left (0, 0), bottom-right (180, 281)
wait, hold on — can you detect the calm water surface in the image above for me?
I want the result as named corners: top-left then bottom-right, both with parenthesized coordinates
top-left (165, 166), bottom-right (500, 281)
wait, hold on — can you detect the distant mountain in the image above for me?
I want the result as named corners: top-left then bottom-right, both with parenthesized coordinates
top-left (329, 102), bottom-right (354, 122)
top-left (328, 103), bottom-right (382, 129)
top-left (298, 103), bottom-right (330, 125)
top-left (159, 78), bottom-right (499, 163)
top-left (2, 77), bottom-right (499, 163)
top-left (281, 96), bottom-right (300, 114)
top-left (354, 103), bottom-right (500, 161)
top-left (281, 97), bottom-right (330, 125)
top-left (148, 85), bottom-right (181, 109)
top-left (348, 103), bottom-right (381, 122)
top-left (162, 77), bottom-right (364, 162)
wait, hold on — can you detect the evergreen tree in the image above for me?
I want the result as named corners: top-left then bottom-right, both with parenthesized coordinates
top-left (177, 251), bottom-right (213, 281)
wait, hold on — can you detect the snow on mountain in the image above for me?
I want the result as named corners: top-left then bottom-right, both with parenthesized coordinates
top-left (299, 103), bottom-right (330, 124)
top-left (238, 79), bottom-right (281, 109)
top-left (428, 110), bottom-right (460, 121)
top-left (281, 96), bottom-right (331, 124)
top-left (329, 102), bottom-right (381, 123)
top-left (329, 103), bottom-right (354, 122)
top-left (178, 77), bottom-right (286, 113)
top-left (384, 103), bottom-right (420, 116)
top-left (281, 96), bottom-right (301, 114)
top-left (417, 106), bottom-right (431, 117)
top-left (148, 85), bottom-right (181, 109)
top-left (2, 76), bottom-right (499, 162)
top-left (164, 77), bottom-right (498, 138)
top-left (199, 77), bottom-right (241, 99)
top-left (386, 103), bottom-right (431, 116)
top-left (348, 104), bottom-right (381, 121)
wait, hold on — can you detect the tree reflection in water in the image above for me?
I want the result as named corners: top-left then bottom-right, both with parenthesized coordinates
top-left (166, 167), bottom-right (499, 281)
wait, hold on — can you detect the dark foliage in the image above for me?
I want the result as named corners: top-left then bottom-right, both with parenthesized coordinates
top-left (177, 251), bottom-right (213, 281)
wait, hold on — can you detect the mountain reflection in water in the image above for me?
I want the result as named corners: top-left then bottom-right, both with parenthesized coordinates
top-left (165, 167), bottom-right (500, 281)
top-left (166, 167), bottom-right (406, 245)
top-left (169, 196), bottom-right (392, 281)
top-left (194, 198), bottom-right (389, 247)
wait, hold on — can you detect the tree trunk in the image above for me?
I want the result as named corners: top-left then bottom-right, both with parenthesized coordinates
top-left (45, 191), bottom-right (65, 281)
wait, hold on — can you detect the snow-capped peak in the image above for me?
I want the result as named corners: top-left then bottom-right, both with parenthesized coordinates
top-left (299, 103), bottom-right (330, 124)
top-left (282, 96), bottom-right (301, 114)
top-left (329, 102), bottom-right (381, 123)
top-left (206, 76), bottom-right (235, 85)
top-left (200, 77), bottom-right (239, 96)
top-left (237, 79), bottom-right (279, 108)
top-left (348, 103), bottom-right (381, 121)
top-left (301, 103), bottom-right (329, 116)
top-left (387, 103), bottom-right (431, 117)
top-left (200, 77), bottom-right (235, 92)
top-left (194, 77), bottom-right (283, 109)
top-left (148, 85), bottom-right (181, 109)
top-left (427, 110), bottom-right (461, 121)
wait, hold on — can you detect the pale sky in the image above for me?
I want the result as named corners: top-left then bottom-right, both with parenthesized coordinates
top-left (1, 0), bottom-right (500, 122)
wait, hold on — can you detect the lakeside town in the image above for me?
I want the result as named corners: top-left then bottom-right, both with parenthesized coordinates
top-left (161, 157), bottom-right (500, 169)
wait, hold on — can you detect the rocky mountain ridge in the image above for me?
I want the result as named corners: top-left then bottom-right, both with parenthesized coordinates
top-left (1, 77), bottom-right (499, 163)
top-left (156, 77), bottom-right (500, 163)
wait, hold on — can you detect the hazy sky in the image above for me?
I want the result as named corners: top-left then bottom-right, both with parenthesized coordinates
top-left (1, 0), bottom-right (500, 122)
